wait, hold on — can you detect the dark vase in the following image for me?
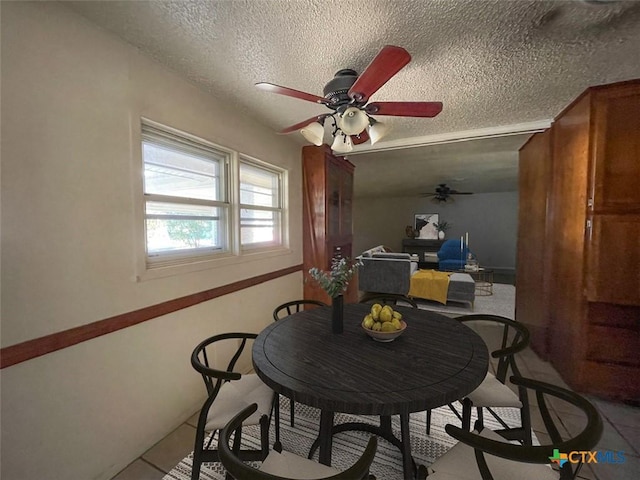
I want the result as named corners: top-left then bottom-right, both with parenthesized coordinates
top-left (331, 295), bottom-right (344, 334)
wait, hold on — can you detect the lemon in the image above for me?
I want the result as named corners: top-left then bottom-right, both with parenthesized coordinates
top-left (371, 303), bottom-right (382, 321)
top-left (362, 314), bottom-right (374, 330)
top-left (391, 318), bottom-right (402, 330)
top-left (392, 311), bottom-right (402, 320)
top-left (381, 321), bottom-right (396, 332)
top-left (379, 305), bottom-right (393, 323)
top-left (372, 322), bottom-right (382, 331)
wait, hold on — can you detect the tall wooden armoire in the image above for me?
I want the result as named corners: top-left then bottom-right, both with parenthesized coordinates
top-left (302, 145), bottom-right (358, 304)
top-left (517, 79), bottom-right (640, 402)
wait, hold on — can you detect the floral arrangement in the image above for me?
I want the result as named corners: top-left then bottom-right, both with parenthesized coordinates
top-left (434, 221), bottom-right (451, 232)
top-left (309, 256), bottom-right (362, 298)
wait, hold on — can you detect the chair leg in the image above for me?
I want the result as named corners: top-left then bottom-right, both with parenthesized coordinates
top-left (191, 447), bottom-right (202, 480)
top-left (273, 395), bottom-right (282, 452)
top-left (191, 425), bottom-right (208, 480)
top-left (290, 399), bottom-right (296, 427)
top-left (232, 426), bottom-right (242, 454)
top-left (476, 406), bottom-right (484, 429)
top-left (260, 414), bottom-right (270, 460)
top-left (461, 398), bottom-right (473, 431)
top-left (426, 409), bottom-right (432, 435)
top-left (226, 426), bottom-right (243, 480)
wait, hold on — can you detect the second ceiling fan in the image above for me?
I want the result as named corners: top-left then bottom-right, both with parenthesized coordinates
top-left (255, 45), bottom-right (443, 153)
top-left (422, 184), bottom-right (474, 203)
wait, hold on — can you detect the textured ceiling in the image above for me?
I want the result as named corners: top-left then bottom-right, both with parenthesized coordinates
top-left (65, 0), bottom-right (640, 197)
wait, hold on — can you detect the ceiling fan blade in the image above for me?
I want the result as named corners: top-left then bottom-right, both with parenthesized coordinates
top-left (278, 115), bottom-right (328, 135)
top-left (351, 130), bottom-right (370, 145)
top-left (366, 101), bottom-right (443, 117)
top-left (255, 82), bottom-right (328, 104)
top-left (348, 45), bottom-right (411, 102)
top-left (449, 191), bottom-right (474, 195)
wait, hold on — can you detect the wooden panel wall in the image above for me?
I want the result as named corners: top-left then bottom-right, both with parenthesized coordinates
top-left (547, 92), bottom-right (592, 388)
top-left (516, 129), bottom-right (553, 358)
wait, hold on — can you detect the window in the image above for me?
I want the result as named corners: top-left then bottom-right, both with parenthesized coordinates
top-left (140, 121), bottom-right (287, 270)
top-left (239, 158), bottom-right (283, 250)
top-left (142, 123), bottom-right (230, 265)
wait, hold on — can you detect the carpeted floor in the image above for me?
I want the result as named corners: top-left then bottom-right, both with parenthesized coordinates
top-left (163, 396), bottom-right (532, 480)
top-left (410, 283), bottom-right (515, 318)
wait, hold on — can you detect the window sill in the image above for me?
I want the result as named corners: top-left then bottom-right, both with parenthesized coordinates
top-left (136, 246), bottom-right (293, 282)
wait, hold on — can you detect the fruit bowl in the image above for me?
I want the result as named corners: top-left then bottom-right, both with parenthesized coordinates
top-left (362, 320), bottom-right (407, 342)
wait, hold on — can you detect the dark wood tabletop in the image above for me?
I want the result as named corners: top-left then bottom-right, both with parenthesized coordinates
top-left (253, 303), bottom-right (489, 417)
top-left (253, 303), bottom-right (489, 479)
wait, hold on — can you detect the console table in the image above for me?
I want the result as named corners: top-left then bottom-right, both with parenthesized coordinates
top-left (402, 238), bottom-right (444, 269)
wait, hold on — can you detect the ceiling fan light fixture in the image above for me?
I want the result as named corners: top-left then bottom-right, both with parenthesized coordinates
top-left (338, 107), bottom-right (370, 135)
top-left (300, 121), bottom-right (325, 146)
top-left (368, 119), bottom-right (390, 145)
top-left (331, 132), bottom-right (353, 153)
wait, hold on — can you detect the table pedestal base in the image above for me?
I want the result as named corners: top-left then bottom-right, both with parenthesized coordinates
top-left (308, 412), bottom-right (419, 480)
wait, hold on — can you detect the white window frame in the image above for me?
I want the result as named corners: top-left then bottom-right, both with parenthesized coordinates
top-left (135, 119), bottom-right (289, 281)
top-left (238, 155), bottom-right (286, 252)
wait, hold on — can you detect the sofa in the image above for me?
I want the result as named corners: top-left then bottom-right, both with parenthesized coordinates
top-left (357, 246), bottom-right (419, 296)
top-left (357, 245), bottom-right (476, 307)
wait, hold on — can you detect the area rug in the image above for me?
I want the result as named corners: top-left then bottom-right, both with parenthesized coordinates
top-left (163, 396), bottom-right (534, 480)
top-left (410, 283), bottom-right (515, 318)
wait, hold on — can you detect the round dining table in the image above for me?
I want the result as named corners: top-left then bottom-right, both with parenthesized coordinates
top-left (252, 303), bottom-right (489, 479)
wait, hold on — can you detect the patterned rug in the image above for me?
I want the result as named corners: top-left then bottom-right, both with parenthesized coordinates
top-left (411, 283), bottom-right (515, 318)
top-left (163, 396), bottom-right (533, 480)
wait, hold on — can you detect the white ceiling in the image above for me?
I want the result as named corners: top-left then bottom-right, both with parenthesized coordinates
top-left (65, 0), bottom-right (640, 197)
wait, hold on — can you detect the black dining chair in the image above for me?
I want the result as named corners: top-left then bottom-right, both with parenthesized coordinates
top-left (273, 299), bottom-right (328, 321)
top-left (219, 403), bottom-right (378, 480)
top-left (359, 293), bottom-right (418, 308)
top-left (423, 314), bottom-right (531, 445)
top-left (272, 299), bottom-right (327, 427)
top-left (425, 377), bottom-right (603, 480)
top-left (190, 332), bottom-right (280, 480)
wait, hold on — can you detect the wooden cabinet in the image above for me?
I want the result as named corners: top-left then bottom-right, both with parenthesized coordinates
top-left (517, 79), bottom-right (640, 402)
top-left (302, 145), bottom-right (357, 304)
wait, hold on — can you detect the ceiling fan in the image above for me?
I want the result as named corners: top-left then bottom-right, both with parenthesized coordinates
top-left (421, 184), bottom-right (474, 203)
top-left (255, 45), bottom-right (443, 153)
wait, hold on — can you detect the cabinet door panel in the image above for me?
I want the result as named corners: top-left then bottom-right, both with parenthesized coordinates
top-left (586, 214), bottom-right (640, 305)
top-left (591, 83), bottom-right (640, 212)
top-left (327, 164), bottom-right (341, 237)
top-left (341, 171), bottom-right (353, 236)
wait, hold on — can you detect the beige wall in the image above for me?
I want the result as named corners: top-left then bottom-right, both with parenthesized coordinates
top-left (1, 2), bottom-right (303, 479)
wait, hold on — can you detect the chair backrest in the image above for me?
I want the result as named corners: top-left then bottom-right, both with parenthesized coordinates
top-left (219, 404), bottom-right (378, 480)
top-left (455, 314), bottom-right (530, 383)
top-left (438, 239), bottom-right (469, 260)
top-left (273, 299), bottom-right (327, 322)
top-left (444, 376), bottom-right (603, 480)
top-left (359, 293), bottom-right (418, 309)
top-left (191, 332), bottom-right (257, 396)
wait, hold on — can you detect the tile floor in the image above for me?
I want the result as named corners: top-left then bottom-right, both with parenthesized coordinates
top-left (110, 340), bottom-right (639, 480)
